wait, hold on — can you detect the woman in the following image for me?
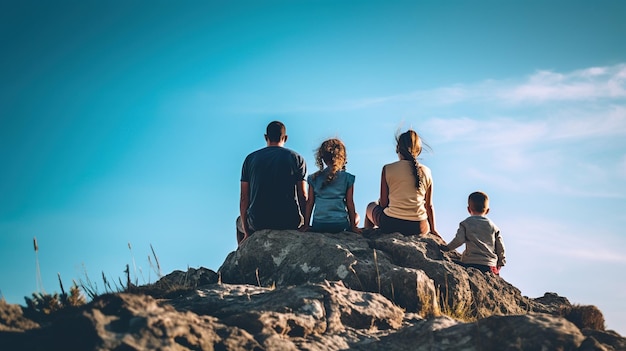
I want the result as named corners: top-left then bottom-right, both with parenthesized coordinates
top-left (365, 129), bottom-right (439, 237)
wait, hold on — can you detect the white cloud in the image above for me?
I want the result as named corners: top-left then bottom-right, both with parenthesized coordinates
top-left (423, 112), bottom-right (626, 198)
top-left (550, 105), bottom-right (626, 140)
top-left (620, 155), bottom-right (626, 179)
top-left (425, 109), bottom-right (626, 147)
top-left (424, 117), bottom-right (550, 146)
top-left (501, 66), bottom-right (626, 103)
top-left (504, 216), bottom-right (626, 264)
top-left (345, 86), bottom-right (470, 109)
top-left (341, 63), bottom-right (626, 109)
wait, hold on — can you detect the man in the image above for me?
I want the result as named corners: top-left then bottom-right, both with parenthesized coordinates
top-left (237, 121), bottom-right (307, 245)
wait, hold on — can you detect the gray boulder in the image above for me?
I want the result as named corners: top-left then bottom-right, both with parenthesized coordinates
top-left (219, 229), bottom-right (534, 319)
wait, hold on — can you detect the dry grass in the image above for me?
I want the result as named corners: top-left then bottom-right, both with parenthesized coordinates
top-left (435, 275), bottom-right (476, 322)
top-left (373, 249), bottom-right (381, 294)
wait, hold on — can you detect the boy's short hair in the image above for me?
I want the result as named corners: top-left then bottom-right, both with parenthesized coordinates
top-left (468, 191), bottom-right (489, 213)
top-left (266, 121), bottom-right (286, 142)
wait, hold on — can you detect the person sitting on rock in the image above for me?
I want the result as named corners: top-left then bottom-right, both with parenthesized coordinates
top-left (440, 191), bottom-right (506, 275)
top-left (299, 138), bottom-right (361, 233)
top-left (237, 121), bottom-right (307, 245)
top-left (364, 129), bottom-right (440, 237)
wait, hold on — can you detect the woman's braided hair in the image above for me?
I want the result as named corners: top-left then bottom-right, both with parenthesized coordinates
top-left (396, 130), bottom-right (422, 188)
top-left (312, 138), bottom-right (347, 188)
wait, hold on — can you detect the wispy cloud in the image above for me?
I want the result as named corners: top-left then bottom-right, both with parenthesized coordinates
top-left (620, 155), bottom-right (626, 179)
top-left (549, 105), bottom-right (626, 139)
top-left (424, 108), bottom-right (626, 147)
top-left (340, 63), bottom-right (626, 109)
top-left (500, 64), bottom-right (626, 103)
top-left (344, 86), bottom-right (470, 110)
top-left (505, 217), bottom-right (626, 264)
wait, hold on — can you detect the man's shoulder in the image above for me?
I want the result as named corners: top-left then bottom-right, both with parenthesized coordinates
top-left (251, 146), bottom-right (303, 157)
top-left (244, 147), bottom-right (267, 160)
top-left (282, 147), bottom-right (304, 158)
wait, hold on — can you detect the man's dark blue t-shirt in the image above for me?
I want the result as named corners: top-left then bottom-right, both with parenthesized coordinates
top-left (241, 146), bottom-right (307, 230)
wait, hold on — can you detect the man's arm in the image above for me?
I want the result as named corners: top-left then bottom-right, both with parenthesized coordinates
top-left (299, 183), bottom-right (314, 231)
top-left (296, 180), bottom-right (308, 226)
top-left (239, 181), bottom-right (250, 244)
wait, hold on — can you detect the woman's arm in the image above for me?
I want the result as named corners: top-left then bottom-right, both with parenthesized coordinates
top-left (379, 166), bottom-right (390, 208)
top-left (424, 183), bottom-right (441, 238)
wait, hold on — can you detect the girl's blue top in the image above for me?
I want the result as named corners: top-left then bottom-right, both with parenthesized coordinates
top-left (307, 169), bottom-right (355, 224)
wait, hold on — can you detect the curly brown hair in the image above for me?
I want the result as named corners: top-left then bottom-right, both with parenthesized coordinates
top-left (312, 138), bottom-right (347, 188)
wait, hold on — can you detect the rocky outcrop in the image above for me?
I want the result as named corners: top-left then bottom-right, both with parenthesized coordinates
top-left (1, 229), bottom-right (624, 350)
top-left (219, 229), bottom-right (533, 318)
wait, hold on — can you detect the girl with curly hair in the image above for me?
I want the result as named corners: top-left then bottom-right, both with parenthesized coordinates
top-left (300, 138), bottom-right (360, 233)
top-left (365, 129), bottom-right (440, 237)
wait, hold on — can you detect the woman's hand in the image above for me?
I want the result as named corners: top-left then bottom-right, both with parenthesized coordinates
top-left (430, 230), bottom-right (444, 241)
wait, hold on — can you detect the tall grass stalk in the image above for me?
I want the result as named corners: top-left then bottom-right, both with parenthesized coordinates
top-left (57, 273), bottom-right (65, 297)
top-left (348, 266), bottom-right (364, 290)
top-left (124, 264), bottom-right (131, 290)
top-left (78, 264), bottom-right (99, 299)
top-left (373, 249), bottom-right (381, 294)
top-left (149, 244), bottom-right (162, 278)
top-left (102, 272), bottom-right (115, 293)
top-left (128, 242), bottom-right (141, 285)
top-left (33, 237), bottom-right (45, 293)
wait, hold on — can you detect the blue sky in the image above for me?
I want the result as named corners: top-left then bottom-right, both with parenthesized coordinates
top-left (1, 0), bottom-right (625, 334)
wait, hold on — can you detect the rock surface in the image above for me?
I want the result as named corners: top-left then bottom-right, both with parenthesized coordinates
top-left (1, 229), bottom-right (624, 350)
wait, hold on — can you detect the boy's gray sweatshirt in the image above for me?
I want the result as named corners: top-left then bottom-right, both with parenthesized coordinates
top-left (447, 215), bottom-right (506, 267)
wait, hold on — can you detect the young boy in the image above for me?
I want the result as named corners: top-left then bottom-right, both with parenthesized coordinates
top-left (441, 191), bottom-right (506, 275)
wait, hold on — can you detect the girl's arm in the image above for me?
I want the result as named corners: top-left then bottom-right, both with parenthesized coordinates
top-left (345, 185), bottom-right (361, 233)
top-left (299, 183), bottom-right (315, 232)
top-left (379, 166), bottom-right (390, 208)
top-left (424, 183), bottom-right (441, 238)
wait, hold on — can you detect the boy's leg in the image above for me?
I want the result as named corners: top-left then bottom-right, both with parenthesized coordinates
top-left (463, 263), bottom-right (492, 274)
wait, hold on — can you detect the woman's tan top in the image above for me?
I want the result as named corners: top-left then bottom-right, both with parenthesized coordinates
top-left (383, 160), bottom-right (432, 221)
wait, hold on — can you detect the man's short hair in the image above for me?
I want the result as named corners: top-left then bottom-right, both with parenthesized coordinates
top-left (468, 191), bottom-right (489, 213)
top-left (266, 121), bottom-right (286, 142)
